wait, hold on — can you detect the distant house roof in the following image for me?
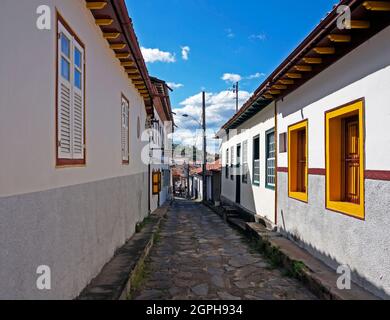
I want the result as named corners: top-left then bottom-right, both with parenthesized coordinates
top-left (220, 0), bottom-right (390, 132)
top-left (191, 160), bottom-right (221, 176)
top-left (150, 77), bottom-right (175, 125)
top-left (86, 0), bottom-right (154, 116)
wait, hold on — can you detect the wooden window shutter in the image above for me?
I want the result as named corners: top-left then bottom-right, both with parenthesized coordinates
top-left (57, 23), bottom-right (73, 159)
top-left (121, 96), bottom-right (129, 163)
top-left (344, 117), bottom-right (360, 204)
top-left (57, 19), bottom-right (85, 164)
top-left (72, 41), bottom-right (85, 160)
top-left (152, 171), bottom-right (159, 195)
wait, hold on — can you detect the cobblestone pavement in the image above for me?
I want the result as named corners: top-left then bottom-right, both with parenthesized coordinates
top-left (133, 199), bottom-right (317, 300)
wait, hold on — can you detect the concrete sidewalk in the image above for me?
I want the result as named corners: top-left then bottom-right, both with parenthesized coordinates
top-left (205, 201), bottom-right (379, 300)
top-left (77, 204), bottom-right (170, 300)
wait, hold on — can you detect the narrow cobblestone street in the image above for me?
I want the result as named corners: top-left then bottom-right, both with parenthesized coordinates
top-left (133, 199), bottom-right (317, 300)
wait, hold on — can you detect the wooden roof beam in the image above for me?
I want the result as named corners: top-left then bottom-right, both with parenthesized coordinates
top-left (286, 73), bottom-right (302, 79)
top-left (86, 2), bottom-right (107, 10)
top-left (278, 79), bottom-right (295, 85)
top-left (294, 65), bottom-right (312, 72)
top-left (272, 84), bottom-right (287, 90)
top-left (95, 19), bottom-right (114, 26)
top-left (103, 32), bottom-right (120, 39)
top-left (128, 74), bottom-right (142, 80)
top-left (303, 57), bottom-right (322, 64)
top-left (110, 43), bottom-right (127, 50)
top-left (116, 53), bottom-right (131, 59)
top-left (328, 34), bottom-right (351, 43)
top-left (363, 1), bottom-right (390, 11)
top-left (126, 68), bottom-right (139, 74)
top-left (121, 61), bottom-right (135, 67)
top-left (313, 47), bottom-right (335, 54)
top-left (345, 20), bottom-right (371, 29)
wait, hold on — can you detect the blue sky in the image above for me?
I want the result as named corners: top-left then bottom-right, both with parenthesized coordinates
top-left (126, 0), bottom-right (336, 149)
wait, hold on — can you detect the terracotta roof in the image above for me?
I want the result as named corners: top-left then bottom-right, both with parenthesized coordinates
top-left (150, 76), bottom-right (175, 124)
top-left (191, 160), bottom-right (221, 176)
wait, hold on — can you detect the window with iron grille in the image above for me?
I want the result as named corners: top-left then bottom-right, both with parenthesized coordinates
top-left (253, 135), bottom-right (260, 185)
top-left (242, 140), bottom-right (248, 184)
top-left (230, 147), bottom-right (234, 180)
top-left (225, 149), bottom-right (229, 179)
top-left (265, 129), bottom-right (275, 189)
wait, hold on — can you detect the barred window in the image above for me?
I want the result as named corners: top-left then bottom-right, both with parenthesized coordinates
top-left (266, 129), bottom-right (275, 189)
top-left (242, 140), bottom-right (248, 184)
top-left (253, 135), bottom-right (260, 185)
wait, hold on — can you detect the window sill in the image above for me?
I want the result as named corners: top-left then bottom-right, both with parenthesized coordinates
top-left (289, 191), bottom-right (308, 203)
top-left (326, 200), bottom-right (365, 220)
top-left (56, 159), bottom-right (86, 168)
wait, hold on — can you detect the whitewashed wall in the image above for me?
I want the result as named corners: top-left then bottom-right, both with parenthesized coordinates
top-left (149, 110), bottom-right (171, 213)
top-left (0, 0), bottom-right (150, 299)
top-left (0, 0), bottom-right (148, 197)
top-left (221, 103), bottom-right (276, 223)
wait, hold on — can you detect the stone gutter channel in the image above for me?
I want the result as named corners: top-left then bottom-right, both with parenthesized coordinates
top-left (77, 203), bottom-right (170, 300)
top-left (203, 201), bottom-right (379, 301)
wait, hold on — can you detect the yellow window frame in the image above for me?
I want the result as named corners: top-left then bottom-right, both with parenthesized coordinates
top-left (152, 170), bottom-right (160, 195)
top-left (325, 99), bottom-right (365, 220)
top-left (288, 120), bottom-right (309, 202)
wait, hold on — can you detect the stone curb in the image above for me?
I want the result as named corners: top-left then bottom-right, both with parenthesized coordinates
top-left (77, 202), bottom-right (171, 300)
top-left (204, 201), bottom-right (378, 300)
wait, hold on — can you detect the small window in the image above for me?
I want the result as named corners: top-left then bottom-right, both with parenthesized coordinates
top-left (326, 100), bottom-right (365, 219)
top-left (121, 95), bottom-right (130, 164)
top-left (266, 129), bottom-right (275, 189)
top-left (279, 132), bottom-right (287, 153)
top-left (152, 170), bottom-right (160, 195)
top-left (288, 120), bottom-right (308, 202)
top-left (253, 135), bottom-right (260, 185)
top-left (242, 140), bottom-right (248, 184)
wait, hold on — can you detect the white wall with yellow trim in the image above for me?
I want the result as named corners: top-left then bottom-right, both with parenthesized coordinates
top-left (276, 25), bottom-right (390, 298)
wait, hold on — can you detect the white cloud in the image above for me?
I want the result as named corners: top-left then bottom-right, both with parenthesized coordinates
top-left (221, 72), bottom-right (265, 83)
top-left (249, 33), bottom-right (267, 41)
top-left (167, 82), bottom-right (184, 89)
top-left (172, 90), bottom-right (252, 149)
top-left (221, 73), bottom-right (242, 83)
top-left (141, 47), bottom-right (176, 63)
top-left (225, 28), bottom-right (235, 38)
top-left (181, 46), bottom-right (190, 61)
top-left (247, 72), bottom-right (265, 80)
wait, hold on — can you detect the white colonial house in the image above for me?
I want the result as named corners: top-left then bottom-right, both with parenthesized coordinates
top-left (219, 0), bottom-right (390, 298)
top-left (218, 103), bottom-right (276, 225)
top-left (149, 77), bottom-right (174, 212)
top-left (0, 0), bottom-right (170, 299)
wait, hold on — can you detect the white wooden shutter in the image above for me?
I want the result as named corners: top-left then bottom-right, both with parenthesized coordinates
top-left (121, 97), bottom-right (129, 162)
top-left (72, 41), bottom-right (85, 160)
top-left (57, 23), bottom-right (73, 159)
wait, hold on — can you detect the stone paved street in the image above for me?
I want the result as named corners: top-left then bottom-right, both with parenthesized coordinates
top-left (133, 199), bottom-right (317, 300)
